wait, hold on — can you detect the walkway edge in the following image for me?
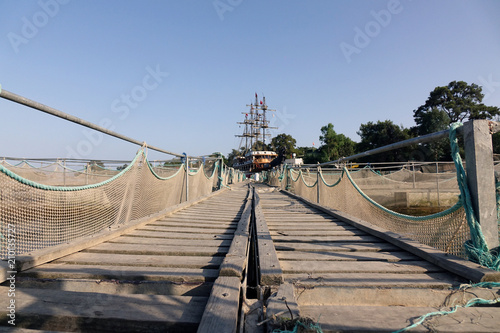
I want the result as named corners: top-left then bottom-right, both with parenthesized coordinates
top-left (279, 189), bottom-right (500, 283)
top-left (254, 190), bottom-right (283, 286)
top-left (219, 185), bottom-right (253, 278)
top-left (2, 188), bottom-right (230, 280)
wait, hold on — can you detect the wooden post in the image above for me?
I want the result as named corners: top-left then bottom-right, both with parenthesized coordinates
top-left (316, 165), bottom-right (321, 204)
top-left (463, 119), bottom-right (499, 250)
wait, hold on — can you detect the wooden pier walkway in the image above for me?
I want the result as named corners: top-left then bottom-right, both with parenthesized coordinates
top-left (2, 182), bottom-right (500, 332)
top-left (1, 183), bottom-right (250, 332)
top-left (256, 185), bottom-right (500, 332)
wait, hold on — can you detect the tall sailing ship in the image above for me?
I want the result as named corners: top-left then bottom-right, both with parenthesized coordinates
top-left (234, 94), bottom-right (278, 175)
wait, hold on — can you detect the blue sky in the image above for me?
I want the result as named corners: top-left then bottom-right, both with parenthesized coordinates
top-left (1, 0), bottom-right (499, 161)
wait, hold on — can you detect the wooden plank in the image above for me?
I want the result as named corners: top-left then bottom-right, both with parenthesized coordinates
top-left (0, 287), bottom-right (207, 332)
top-left (277, 250), bottom-right (419, 262)
top-left (268, 223), bottom-right (356, 230)
top-left (280, 260), bottom-right (443, 274)
top-left (284, 272), bottom-right (462, 288)
top-left (54, 252), bottom-right (223, 269)
top-left (84, 243), bottom-right (228, 256)
top-left (219, 193), bottom-right (252, 277)
top-left (274, 241), bottom-right (399, 252)
top-left (108, 236), bottom-right (232, 247)
top-left (271, 235), bottom-right (383, 243)
top-left (197, 276), bottom-right (241, 333)
top-left (255, 192), bottom-right (283, 286)
top-left (151, 220), bottom-right (239, 227)
top-left (16, 276), bottom-right (213, 296)
top-left (266, 283), bottom-right (299, 317)
top-left (138, 226), bottom-right (235, 234)
top-left (219, 234), bottom-right (249, 277)
top-left (23, 263), bottom-right (220, 282)
top-left (270, 230), bottom-right (366, 236)
top-left (128, 230), bottom-right (234, 240)
top-left (291, 285), bottom-right (500, 308)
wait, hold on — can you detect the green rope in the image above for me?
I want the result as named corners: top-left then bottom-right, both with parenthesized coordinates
top-left (272, 320), bottom-right (323, 333)
top-left (392, 282), bottom-right (500, 333)
top-left (146, 159), bottom-right (184, 180)
top-left (344, 166), bottom-right (464, 222)
top-left (0, 149), bottom-right (142, 191)
top-left (449, 122), bottom-right (500, 270)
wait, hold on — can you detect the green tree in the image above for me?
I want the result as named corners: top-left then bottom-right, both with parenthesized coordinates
top-left (318, 123), bottom-right (356, 162)
top-left (357, 120), bottom-right (412, 162)
top-left (270, 133), bottom-right (297, 157)
top-left (411, 108), bottom-right (451, 161)
top-left (414, 81), bottom-right (499, 124)
top-left (294, 146), bottom-right (320, 164)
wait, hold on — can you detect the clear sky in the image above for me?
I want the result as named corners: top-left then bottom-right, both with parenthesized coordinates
top-left (1, 0), bottom-right (499, 161)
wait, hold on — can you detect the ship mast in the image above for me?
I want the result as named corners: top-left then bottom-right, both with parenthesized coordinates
top-left (236, 93), bottom-right (277, 153)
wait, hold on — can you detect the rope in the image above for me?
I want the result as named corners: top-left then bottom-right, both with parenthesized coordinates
top-left (449, 122), bottom-right (500, 270)
top-left (0, 149), bottom-right (142, 191)
top-left (393, 282), bottom-right (500, 333)
top-left (272, 320), bottom-right (323, 333)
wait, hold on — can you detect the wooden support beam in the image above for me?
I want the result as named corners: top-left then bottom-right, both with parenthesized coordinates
top-left (464, 120), bottom-right (500, 250)
top-left (219, 189), bottom-right (253, 278)
top-left (197, 276), bottom-right (241, 333)
top-left (254, 191), bottom-right (283, 286)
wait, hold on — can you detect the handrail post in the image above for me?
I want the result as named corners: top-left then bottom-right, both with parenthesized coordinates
top-left (183, 153), bottom-right (189, 202)
top-left (316, 164), bottom-right (321, 204)
top-left (463, 120), bottom-right (499, 250)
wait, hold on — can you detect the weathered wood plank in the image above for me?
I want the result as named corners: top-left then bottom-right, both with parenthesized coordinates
top-left (108, 236), bottom-right (232, 247)
top-left (128, 230), bottom-right (234, 240)
top-left (148, 221), bottom-right (238, 228)
top-left (0, 287), bottom-right (207, 332)
top-left (54, 253), bottom-right (223, 269)
top-left (271, 235), bottom-right (383, 243)
top-left (280, 260), bottom-right (443, 274)
top-left (84, 243), bottom-right (228, 256)
top-left (23, 263), bottom-right (220, 282)
top-left (197, 276), bottom-right (241, 333)
top-left (270, 230), bottom-right (367, 236)
top-left (16, 276), bottom-right (213, 296)
top-left (255, 192), bottom-right (283, 286)
top-left (138, 226), bottom-right (235, 234)
top-left (284, 272), bottom-right (462, 288)
top-left (275, 241), bottom-right (399, 252)
top-left (277, 250), bottom-right (419, 262)
top-left (219, 194), bottom-right (252, 277)
top-left (268, 223), bottom-right (356, 230)
top-left (265, 283), bottom-right (300, 331)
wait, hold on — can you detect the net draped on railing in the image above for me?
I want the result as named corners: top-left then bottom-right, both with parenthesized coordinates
top-left (0, 149), bottom-right (244, 259)
top-left (264, 165), bottom-right (469, 258)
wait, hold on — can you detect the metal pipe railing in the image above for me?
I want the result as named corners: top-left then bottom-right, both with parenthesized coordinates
top-left (0, 87), bottom-right (185, 158)
top-left (318, 129), bottom-right (456, 167)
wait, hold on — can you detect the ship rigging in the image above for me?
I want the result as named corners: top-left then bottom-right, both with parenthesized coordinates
top-left (234, 94), bottom-right (278, 174)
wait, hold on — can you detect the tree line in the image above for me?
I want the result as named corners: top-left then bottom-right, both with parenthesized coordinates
top-left (227, 80), bottom-right (500, 165)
